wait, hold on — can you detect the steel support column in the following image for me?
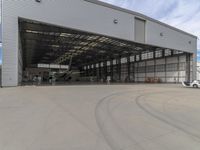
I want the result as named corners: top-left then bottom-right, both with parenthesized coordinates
top-left (103, 61), bottom-right (107, 82)
top-left (153, 51), bottom-right (156, 79)
top-left (186, 53), bottom-right (191, 82)
top-left (132, 61), bottom-right (135, 83)
top-left (164, 56), bottom-right (167, 83)
top-left (145, 60), bottom-right (147, 81)
top-left (127, 56), bottom-right (130, 82)
top-left (99, 62), bottom-right (102, 81)
top-left (177, 55), bottom-right (180, 83)
top-left (118, 57), bottom-right (121, 82)
top-left (110, 60), bottom-right (114, 82)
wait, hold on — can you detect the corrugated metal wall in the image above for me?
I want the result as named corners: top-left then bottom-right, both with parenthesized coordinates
top-left (134, 55), bottom-right (189, 83)
top-left (82, 52), bottom-right (193, 83)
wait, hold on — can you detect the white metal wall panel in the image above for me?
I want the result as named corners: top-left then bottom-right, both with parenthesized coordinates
top-left (156, 72), bottom-right (165, 77)
top-left (179, 78), bottom-right (185, 82)
top-left (146, 20), bottom-right (197, 53)
top-left (179, 55), bottom-right (186, 62)
top-left (166, 78), bottom-right (174, 82)
top-left (146, 60), bottom-right (154, 66)
top-left (167, 72), bottom-right (178, 77)
top-left (146, 73), bottom-right (154, 77)
top-left (138, 62), bottom-right (145, 67)
top-left (138, 73), bottom-right (145, 77)
top-left (167, 57), bottom-right (178, 64)
top-left (156, 59), bottom-right (165, 65)
top-left (179, 71), bottom-right (186, 77)
top-left (2, 16), bottom-right (18, 86)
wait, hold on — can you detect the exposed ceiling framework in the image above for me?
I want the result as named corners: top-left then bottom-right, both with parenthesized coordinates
top-left (19, 19), bottom-right (171, 68)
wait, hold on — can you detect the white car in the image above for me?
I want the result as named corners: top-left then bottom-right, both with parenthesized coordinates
top-left (182, 80), bottom-right (200, 88)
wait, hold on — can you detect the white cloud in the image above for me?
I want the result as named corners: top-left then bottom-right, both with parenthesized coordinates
top-left (100, 0), bottom-right (200, 49)
top-left (159, 0), bottom-right (200, 48)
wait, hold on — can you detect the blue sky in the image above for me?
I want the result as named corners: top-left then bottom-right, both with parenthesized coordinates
top-left (100, 0), bottom-right (200, 61)
top-left (198, 51), bottom-right (200, 61)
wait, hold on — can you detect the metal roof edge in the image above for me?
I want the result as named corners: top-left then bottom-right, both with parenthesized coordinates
top-left (84, 0), bottom-right (198, 39)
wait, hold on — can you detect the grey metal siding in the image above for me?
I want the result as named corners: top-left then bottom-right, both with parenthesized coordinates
top-left (135, 18), bottom-right (145, 43)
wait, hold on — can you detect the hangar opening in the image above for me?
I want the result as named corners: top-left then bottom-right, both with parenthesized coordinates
top-left (19, 19), bottom-right (193, 85)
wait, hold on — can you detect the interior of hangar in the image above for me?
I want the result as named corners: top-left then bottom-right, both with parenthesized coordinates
top-left (19, 19), bottom-right (194, 85)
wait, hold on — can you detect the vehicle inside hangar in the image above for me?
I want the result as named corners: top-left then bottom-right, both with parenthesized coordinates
top-left (19, 19), bottom-right (193, 85)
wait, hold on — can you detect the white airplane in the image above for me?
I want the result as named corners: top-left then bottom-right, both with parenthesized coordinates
top-left (50, 56), bottom-right (82, 81)
top-left (182, 80), bottom-right (200, 88)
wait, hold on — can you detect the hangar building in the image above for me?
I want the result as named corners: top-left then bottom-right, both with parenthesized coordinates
top-left (2, 0), bottom-right (197, 86)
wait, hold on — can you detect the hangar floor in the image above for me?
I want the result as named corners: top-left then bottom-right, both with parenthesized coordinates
top-left (0, 84), bottom-right (200, 150)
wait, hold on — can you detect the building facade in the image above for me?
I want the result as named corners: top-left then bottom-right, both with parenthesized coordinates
top-left (2, 0), bottom-right (197, 86)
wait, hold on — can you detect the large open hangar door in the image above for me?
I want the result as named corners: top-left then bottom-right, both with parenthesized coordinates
top-left (19, 19), bottom-right (193, 85)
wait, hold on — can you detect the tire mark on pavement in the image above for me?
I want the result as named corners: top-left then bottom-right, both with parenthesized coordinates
top-left (95, 91), bottom-right (145, 150)
top-left (135, 92), bottom-right (200, 142)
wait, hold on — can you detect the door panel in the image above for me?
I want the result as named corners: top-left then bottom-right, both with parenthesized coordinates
top-left (135, 18), bottom-right (145, 43)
